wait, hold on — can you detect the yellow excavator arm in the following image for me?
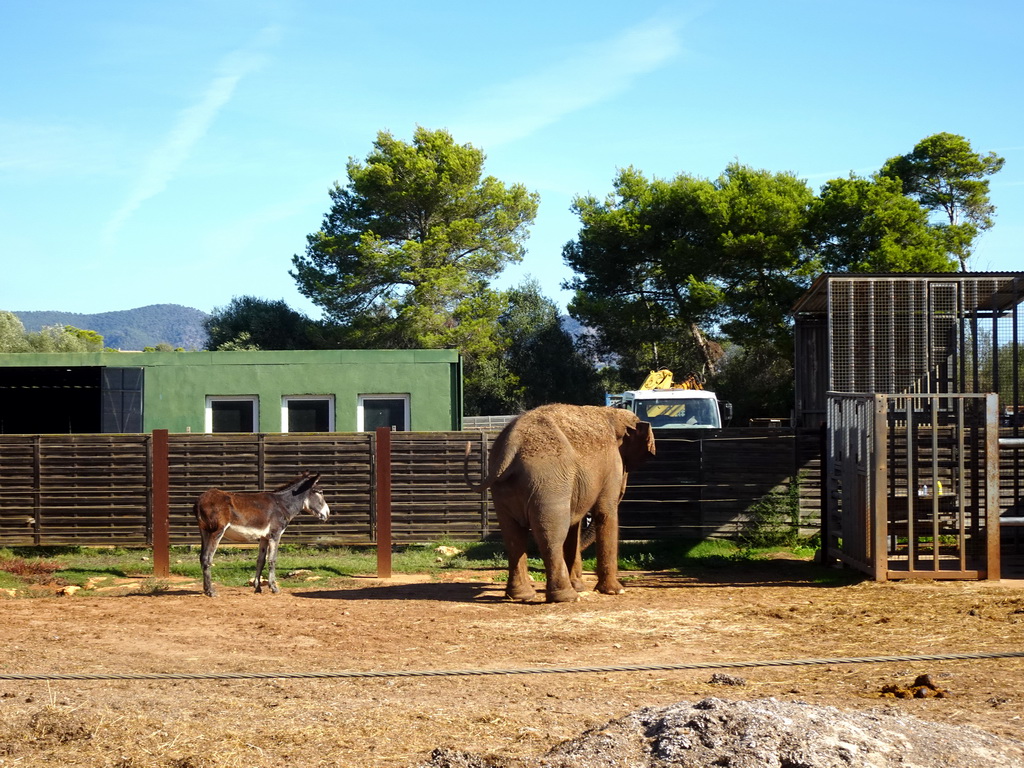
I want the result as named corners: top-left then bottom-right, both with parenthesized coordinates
top-left (639, 369), bottom-right (703, 391)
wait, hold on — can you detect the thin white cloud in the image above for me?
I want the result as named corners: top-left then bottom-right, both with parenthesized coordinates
top-left (102, 28), bottom-right (278, 247)
top-left (453, 14), bottom-right (688, 147)
top-left (0, 120), bottom-right (121, 176)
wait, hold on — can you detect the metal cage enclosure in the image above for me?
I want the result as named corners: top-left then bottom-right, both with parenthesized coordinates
top-left (794, 274), bottom-right (1024, 580)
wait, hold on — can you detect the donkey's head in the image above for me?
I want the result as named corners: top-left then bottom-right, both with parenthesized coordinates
top-left (295, 472), bottom-right (330, 521)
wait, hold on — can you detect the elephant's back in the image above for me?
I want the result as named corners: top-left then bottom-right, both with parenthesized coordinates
top-left (510, 404), bottom-right (613, 460)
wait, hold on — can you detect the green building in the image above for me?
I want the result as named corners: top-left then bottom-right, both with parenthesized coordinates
top-left (0, 349), bottom-right (463, 434)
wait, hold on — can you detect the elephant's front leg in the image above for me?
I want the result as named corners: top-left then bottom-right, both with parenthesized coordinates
top-left (496, 508), bottom-right (537, 601)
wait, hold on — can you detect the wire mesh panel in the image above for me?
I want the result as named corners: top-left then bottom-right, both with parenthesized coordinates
top-left (826, 392), bottom-right (1000, 580)
top-left (823, 275), bottom-right (1023, 399)
top-left (795, 274), bottom-right (1024, 431)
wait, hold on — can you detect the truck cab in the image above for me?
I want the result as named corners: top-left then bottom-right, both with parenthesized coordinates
top-left (611, 388), bottom-right (731, 429)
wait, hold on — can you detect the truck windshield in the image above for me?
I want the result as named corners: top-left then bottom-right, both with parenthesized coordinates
top-left (636, 398), bottom-right (719, 428)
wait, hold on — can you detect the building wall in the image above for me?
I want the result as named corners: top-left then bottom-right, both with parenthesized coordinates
top-left (0, 349), bottom-right (462, 433)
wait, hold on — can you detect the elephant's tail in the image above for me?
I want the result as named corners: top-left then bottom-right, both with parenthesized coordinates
top-left (464, 423), bottom-right (519, 493)
top-left (579, 514), bottom-right (597, 551)
top-left (464, 440), bottom-right (491, 493)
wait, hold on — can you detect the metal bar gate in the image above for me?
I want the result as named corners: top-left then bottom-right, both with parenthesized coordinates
top-left (826, 392), bottom-right (1000, 580)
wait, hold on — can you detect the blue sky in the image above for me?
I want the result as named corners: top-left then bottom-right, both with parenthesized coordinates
top-left (2, 1), bottom-right (1022, 318)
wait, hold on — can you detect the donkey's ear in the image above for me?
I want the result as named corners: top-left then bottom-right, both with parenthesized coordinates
top-left (293, 472), bottom-right (320, 495)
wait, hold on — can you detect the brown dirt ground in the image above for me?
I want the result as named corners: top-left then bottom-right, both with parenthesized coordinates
top-left (2, 559), bottom-right (1024, 767)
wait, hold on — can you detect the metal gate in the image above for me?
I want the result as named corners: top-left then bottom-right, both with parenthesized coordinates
top-left (826, 392), bottom-right (1001, 580)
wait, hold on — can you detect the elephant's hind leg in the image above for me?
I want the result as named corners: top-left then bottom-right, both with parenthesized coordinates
top-left (565, 521), bottom-right (586, 592)
top-left (532, 507), bottom-right (578, 603)
top-left (497, 509), bottom-right (537, 601)
top-left (591, 509), bottom-right (626, 596)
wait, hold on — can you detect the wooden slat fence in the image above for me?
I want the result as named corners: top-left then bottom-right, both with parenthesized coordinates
top-left (1, 428), bottom-right (828, 547)
top-left (617, 429), bottom-right (823, 540)
top-left (165, 433), bottom-right (376, 545)
top-left (4, 426), bottom-right (1015, 553)
top-left (0, 435), bottom-right (151, 544)
top-left (390, 432), bottom-right (496, 542)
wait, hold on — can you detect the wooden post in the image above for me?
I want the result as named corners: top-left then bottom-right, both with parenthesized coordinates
top-left (151, 429), bottom-right (170, 579)
top-left (375, 426), bottom-right (392, 578)
top-left (32, 436), bottom-right (42, 545)
top-left (478, 431), bottom-right (489, 538)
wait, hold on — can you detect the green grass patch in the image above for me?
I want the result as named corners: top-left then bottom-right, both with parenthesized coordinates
top-left (0, 537), bottom-right (841, 595)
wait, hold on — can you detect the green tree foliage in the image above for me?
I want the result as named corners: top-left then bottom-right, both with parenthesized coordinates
top-left (880, 133), bottom-right (1005, 271)
top-left (27, 325), bottom-right (105, 352)
top-left (204, 296), bottom-right (317, 350)
top-left (62, 327), bottom-right (104, 349)
top-left (290, 127), bottom-right (539, 367)
top-left (806, 175), bottom-right (955, 273)
top-left (0, 311), bottom-right (103, 354)
top-left (477, 280), bottom-right (605, 414)
top-left (712, 342), bottom-right (795, 424)
top-left (563, 134), bottom-right (1002, 418)
top-left (144, 342), bottom-right (184, 352)
top-left (0, 313), bottom-right (105, 352)
top-left (0, 312), bottom-right (29, 352)
top-left (564, 163), bottom-right (814, 382)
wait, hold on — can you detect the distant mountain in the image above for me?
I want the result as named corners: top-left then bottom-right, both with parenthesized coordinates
top-left (14, 304), bottom-right (210, 350)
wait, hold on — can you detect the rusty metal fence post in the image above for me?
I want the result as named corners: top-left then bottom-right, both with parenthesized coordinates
top-left (375, 427), bottom-right (392, 578)
top-left (151, 429), bottom-right (170, 578)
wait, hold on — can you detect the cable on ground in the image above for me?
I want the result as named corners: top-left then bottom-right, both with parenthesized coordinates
top-left (2, 650), bottom-right (1023, 682)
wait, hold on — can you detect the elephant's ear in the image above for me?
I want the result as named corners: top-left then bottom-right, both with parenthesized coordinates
top-left (621, 420), bottom-right (656, 471)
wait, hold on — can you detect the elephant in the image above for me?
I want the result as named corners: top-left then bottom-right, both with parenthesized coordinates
top-left (469, 404), bottom-right (655, 603)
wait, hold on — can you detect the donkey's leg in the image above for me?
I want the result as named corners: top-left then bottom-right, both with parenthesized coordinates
top-left (265, 533), bottom-right (283, 593)
top-left (253, 538), bottom-right (270, 593)
top-left (200, 528), bottom-right (226, 598)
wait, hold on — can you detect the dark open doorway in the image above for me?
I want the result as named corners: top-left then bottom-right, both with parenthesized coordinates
top-left (0, 367), bottom-right (142, 434)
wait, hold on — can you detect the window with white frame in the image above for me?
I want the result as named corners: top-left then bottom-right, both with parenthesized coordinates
top-left (205, 396), bottom-right (259, 433)
top-left (282, 395), bottom-right (335, 432)
top-left (357, 394), bottom-right (409, 431)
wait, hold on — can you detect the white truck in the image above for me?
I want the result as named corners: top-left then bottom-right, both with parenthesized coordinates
top-left (608, 369), bottom-right (731, 429)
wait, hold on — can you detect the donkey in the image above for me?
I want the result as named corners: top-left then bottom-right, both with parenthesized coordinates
top-left (193, 472), bottom-right (330, 597)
